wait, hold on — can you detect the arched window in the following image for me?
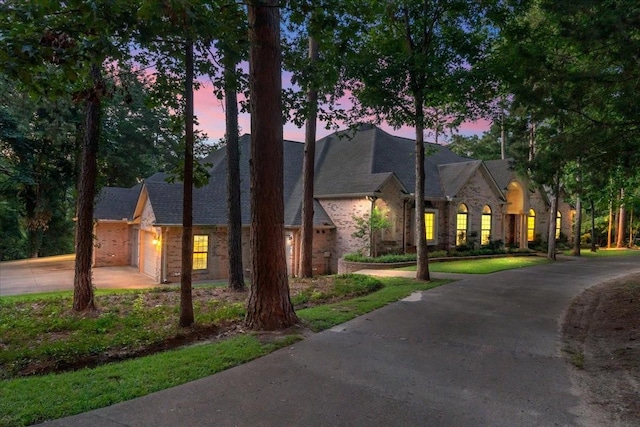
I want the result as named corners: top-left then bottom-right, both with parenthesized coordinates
top-left (456, 204), bottom-right (468, 246)
top-left (481, 205), bottom-right (492, 245)
top-left (527, 209), bottom-right (536, 242)
top-left (556, 211), bottom-right (562, 240)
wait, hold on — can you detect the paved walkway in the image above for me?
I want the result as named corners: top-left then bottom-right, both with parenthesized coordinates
top-left (39, 255), bottom-right (640, 426)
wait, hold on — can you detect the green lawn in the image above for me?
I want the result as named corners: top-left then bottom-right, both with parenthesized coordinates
top-left (0, 276), bottom-right (448, 427)
top-left (397, 256), bottom-right (550, 274)
top-left (563, 248), bottom-right (640, 257)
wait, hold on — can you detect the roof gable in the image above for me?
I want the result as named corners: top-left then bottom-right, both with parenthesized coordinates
top-left (94, 185), bottom-right (141, 221)
top-left (314, 124), bottom-right (471, 199)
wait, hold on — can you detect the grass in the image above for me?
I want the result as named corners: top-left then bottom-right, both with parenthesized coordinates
top-left (0, 334), bottom-right (298, 427)
top-left (563, 248), bottom-right (640, 257)
top-left (397, 256), bottom-right (550, 274)
top-left (298, 277), bottom-right (445, 331)
top-left (0, 286), bottom-right (245, 379)
top-left (0, 275), bottom-right (448, 427)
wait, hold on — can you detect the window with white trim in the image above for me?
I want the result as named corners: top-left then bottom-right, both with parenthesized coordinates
top-left (424, 210), bottom-right (438, 244)
top-left (481, 205), bottom-right (492, 245)
top-left (193, 235), bottom-right (209, 270)
top-left (456, 204), bottom-right (468, 246)
top-left (527, 209), bottom-right (535, 242)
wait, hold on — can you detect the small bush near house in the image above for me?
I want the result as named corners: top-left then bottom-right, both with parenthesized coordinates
top-left (333, 274), bottom-right (384, 296)
top-left (447, 247), bottom-right (508, 257)
top-left (344, 246), bottom-right (513, 263)
top-left (344, 252), bottom-right (417, 263)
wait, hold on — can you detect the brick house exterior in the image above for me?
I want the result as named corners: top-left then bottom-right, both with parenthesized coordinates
top-left (93, 125), bottom-right (574, 283)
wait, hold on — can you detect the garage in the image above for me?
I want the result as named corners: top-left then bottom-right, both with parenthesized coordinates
top-left (141, 230), bottom-right (159, 281)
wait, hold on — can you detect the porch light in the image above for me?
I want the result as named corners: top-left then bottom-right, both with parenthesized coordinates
top-left (152, 235), bottom-right (159, 245)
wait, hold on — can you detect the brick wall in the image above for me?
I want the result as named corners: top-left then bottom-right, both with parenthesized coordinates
top-left (93, 222), bottom-right (130, 267)
top-left (163, 226), bottom-right (246, 283)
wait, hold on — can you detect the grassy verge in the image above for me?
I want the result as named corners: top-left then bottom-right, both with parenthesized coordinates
top-left (298, 277), bottom-right (446, 331)
top-left (0, 334), bottom-right (297, 427)
top-left (397, 256), bottom-right (550, 274)
top-left (0, 276), bottom-right (448, 427)
top-left (563, 248), bottom-right (640, 257)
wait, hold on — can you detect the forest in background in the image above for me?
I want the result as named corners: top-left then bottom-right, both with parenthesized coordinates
top-left (1, 0), bottom-right (638, 261)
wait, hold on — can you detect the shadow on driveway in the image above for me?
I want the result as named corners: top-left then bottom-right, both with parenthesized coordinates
top-left (0, 254), bottom-right (158, 296)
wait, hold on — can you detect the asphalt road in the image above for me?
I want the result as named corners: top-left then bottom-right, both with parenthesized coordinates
top-left (40, 254), bottom-right (640, 426)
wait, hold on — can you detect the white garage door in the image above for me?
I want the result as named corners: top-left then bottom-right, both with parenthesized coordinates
top-left (142, 231), bottom-right (158, 280)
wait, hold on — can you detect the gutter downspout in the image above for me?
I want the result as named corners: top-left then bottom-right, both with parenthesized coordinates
top-left (161, 227), bottom-right (168, 283)
top-left (402, 198), bottom-right (407, 253)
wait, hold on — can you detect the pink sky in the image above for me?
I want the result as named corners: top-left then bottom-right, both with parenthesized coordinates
top-left (193, 80), bottom-right (492, 145)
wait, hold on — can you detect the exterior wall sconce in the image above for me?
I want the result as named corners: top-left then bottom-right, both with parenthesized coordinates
top-left (152, 235), bottom-right (160, 245)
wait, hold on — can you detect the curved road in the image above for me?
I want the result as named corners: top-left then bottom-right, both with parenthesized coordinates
top-left (43, 255), bottom-right (640, 426)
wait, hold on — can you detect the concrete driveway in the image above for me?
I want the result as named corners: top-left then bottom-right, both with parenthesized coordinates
top-left (41, 254), bottom-right (640, 426)
top-left (0, 254), bottom-right (158, 296)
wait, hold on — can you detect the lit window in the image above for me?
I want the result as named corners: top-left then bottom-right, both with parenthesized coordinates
top-left (425, 211), bottom-right (435, 241)
top-left (527, 209), bottom-right (535, 242)
top-left (456, 204), bottom-right (468, 246)
top-left (193, 235), bottom-right (209, 270)
top-left (481, 205), bottom-right (492, 245)
top-left (556, 212), bottom-right (561, 240)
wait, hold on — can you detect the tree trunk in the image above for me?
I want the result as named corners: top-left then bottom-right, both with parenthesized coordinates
top-left (590, 199), bottom-right (597, 252)
top-left (179, 40), bottom-right (195, 327)
top-left (73, 63), bottom-right (101, 312)
top-left (414, 97), bottom-right (430, 281)
top-left (299, 35), bottom-right (319, 278)
top-left (24, 187), bottom-right (41, 258)
top-left (572, 196), bottom-right (581, 256)
top-left (616, 188), bottom-right (626, 248)
top-left (607, 201), bottom-right (613, 248)
top-left (629, 208), bottom-right (634, 247)
top-left (547, 175), bottom-right (559, 260)
top-left (245, 0), bottom-right (298, 330)
top-left (224, 50), bottom-right (245, 291)
top-left (500, 101), bottom-right (506, 160)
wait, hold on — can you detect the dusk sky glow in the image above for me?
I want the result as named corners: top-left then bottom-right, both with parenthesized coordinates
top-left (192, 78), bottom-right (492, 146)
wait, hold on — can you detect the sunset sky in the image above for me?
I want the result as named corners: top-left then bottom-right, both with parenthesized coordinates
top-left (193, 79), bottom-right (492, 146)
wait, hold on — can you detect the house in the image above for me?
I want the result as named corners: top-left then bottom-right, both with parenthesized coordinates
top-left (93, 124), bottom-right (574, 283)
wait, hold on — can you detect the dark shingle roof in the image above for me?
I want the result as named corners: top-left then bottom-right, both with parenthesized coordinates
top-left (484, 159), bottom-right (515, 190)
top-left (96, 125), bottom-right (498, 225)
top-left (314, 124), bottom-right (472, 199)
top-left (144, 135), bottom-right (334, 227)
top-left (94, 185), bottom-right (141, 220)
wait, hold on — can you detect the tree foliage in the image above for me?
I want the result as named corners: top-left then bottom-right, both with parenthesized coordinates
top-left (347, 0), bottom-right (499, 280)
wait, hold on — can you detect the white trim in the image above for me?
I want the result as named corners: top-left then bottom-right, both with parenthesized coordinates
top-left (424, 209), bottom-right (439, 246)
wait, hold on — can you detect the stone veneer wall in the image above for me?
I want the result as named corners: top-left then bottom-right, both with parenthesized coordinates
top-left (319, 197), bottom-right (373, 258)
top-left (529, 190), bottom-right (550, 242)
top-left (373, 178), bottom-right (406, 255)
top-left (557, 200), bottom-right (574, 243)
top-left (93, 222), bottom-right (130, 267)
top-left (449, 168), bottom-right (504, 249)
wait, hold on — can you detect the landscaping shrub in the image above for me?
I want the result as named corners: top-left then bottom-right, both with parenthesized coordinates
top-left (343, 252), bottom-right (417, 263)
top-left (333, 274), bottom-right (384, 296)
